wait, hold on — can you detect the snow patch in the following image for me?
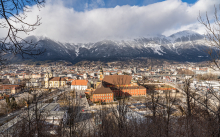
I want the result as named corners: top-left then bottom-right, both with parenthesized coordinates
top-left (148, 44), bottom-right (165, 55)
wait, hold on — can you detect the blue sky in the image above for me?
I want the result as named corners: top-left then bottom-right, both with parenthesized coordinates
top-left (1, 0), bottom-right (219, 43)
top-left (182, 0), bottom-right (198, 4)
top-left (64, 0), bottom-right (199, 11)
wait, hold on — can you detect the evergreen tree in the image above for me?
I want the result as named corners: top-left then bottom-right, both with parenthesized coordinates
top-left (11, 97), bottom-right (17, 110)
top-left (5, 96), bottom-right (10, 106)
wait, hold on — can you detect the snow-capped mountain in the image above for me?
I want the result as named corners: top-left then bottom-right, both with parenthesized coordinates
top-left (9, 30), bottom-right (214, 63)
top-left (168, 30), bottom-right (204, 43)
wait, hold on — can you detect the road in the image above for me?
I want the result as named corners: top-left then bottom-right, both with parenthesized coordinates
top-left (74, 90), bottom-right (96, 134)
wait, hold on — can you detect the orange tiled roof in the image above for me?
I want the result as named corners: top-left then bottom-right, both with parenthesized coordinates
top-left (71, 80), bottom-right (88, 86)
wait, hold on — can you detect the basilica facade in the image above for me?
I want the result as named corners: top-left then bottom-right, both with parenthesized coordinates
top-left (45, 68), bottom-right (66, 88)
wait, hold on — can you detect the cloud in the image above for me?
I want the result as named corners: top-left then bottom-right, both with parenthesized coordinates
top-left (62, 0), bottom-right (106, 11)
top-left (1, 0), bottom-right (220, 43)
top-left (85, 0), bottom-right (105, 10)
top-left (162, 23), bottom-right (207, 36)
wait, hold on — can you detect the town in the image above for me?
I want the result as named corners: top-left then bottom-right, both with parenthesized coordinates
top-left (0, 61), bottom-right (219, 136)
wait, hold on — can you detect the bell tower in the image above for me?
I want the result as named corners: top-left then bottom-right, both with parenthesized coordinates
top-left (49, 67), bottom-right (53, 78)
top-left (45, 72), bottom-right (49, 88)
top-left (99, 66), bottom-right (104, 81)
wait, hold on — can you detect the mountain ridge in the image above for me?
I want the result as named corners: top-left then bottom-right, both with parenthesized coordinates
top-left (7, 30), bottom-right (213, 63)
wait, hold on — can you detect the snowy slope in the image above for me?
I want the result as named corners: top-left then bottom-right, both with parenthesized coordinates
top-left (10, 30), bottom-right (214, 63)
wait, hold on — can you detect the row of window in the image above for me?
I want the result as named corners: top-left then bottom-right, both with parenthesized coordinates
top-left (49, 82), bottom-right (65, 85)
top-left (113, 91), bottom-right (145, 93)
top-left (128, 91), bottom-right (144, 93)
top-left (114, 93), bottom-right (145, 96)
top-left (94, 94), bottom-right (112, 96)
top-left (95, 97), bottom-right (112, 99)
top-left (122, 89), bottom-right (145, 91)
top-left (112, 89), bottom-right (145, 92)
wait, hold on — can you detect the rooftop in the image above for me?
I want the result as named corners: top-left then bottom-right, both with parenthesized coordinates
top-left (103, 75), bottom-right (132, 85)
top-left (93, 85), bottom-right (113, 94)
top-left (71, 80), bottom-right (88, 86)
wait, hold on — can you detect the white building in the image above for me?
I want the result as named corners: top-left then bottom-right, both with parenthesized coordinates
top-left (71, 80), bottom-right (88, 90)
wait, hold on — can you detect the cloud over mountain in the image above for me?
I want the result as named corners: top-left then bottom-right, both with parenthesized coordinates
top-left (1, 0), bottom-right (220, 43)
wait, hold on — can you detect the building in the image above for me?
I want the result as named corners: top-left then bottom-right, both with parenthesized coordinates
top-left (71, 80), bottom-right (88, 90)
top-left (102, 75), bottom-right (146, 97)
top-left (0, 84), bottom-right (22, 94)
top-left (48, 77), bottom-right (66, 88)
top-left (92, 85), bottom-right (114, 102)
top-left (111, 86), bottom-right (146, 97)
top-left (32, 73), bottom-right (44, 79)
top-left (26, 79), bottom-right (42, 87)
top-left (103, 75), bottom-right (132, 87)
top-left (45, 69), bottom-right (66, 88)
top-left (134, 67), bottom-right (137, 73)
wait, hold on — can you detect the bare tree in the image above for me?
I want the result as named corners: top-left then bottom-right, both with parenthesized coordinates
top-left (198, 5), bottom-right (220, 69)
top-left (0, 0), bottom-right (45, 65)
top-left (144, 85), bottom-right (160, 119)
top-left (58, 88), bottom-right (90, 137)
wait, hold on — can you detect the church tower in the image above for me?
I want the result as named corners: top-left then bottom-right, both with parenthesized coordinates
top-left (49, 67), bottom-right (53, 78)
top-left (45, 72), bottom-right (49, 88)
top-left (99, 66), bottom-right (104, 81)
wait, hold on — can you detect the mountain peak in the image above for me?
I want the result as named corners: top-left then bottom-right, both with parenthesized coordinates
top-left (168, 30), bottom-right (203, 43)
top-left (170, 30), bottom-right (200, 37)
top-left (24, 35), bottom-right (49, 43)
